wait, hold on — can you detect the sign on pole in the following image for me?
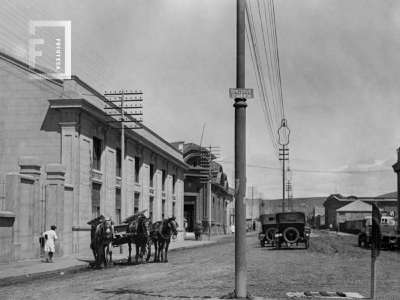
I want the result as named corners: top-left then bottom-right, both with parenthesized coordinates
top-left (229, 88), bottom-right (254, 99)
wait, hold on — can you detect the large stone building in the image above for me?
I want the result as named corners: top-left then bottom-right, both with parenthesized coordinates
top-left (172, 143), bottom-right (235, 235)
top-left (0, 52), bottom-right (188, 262)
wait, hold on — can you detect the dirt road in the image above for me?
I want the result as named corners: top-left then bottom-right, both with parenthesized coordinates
top-left (1, 231), bottom-right (399, 299)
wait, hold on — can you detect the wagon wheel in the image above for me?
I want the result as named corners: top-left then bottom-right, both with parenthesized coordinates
top-left (265, 228), bottom-right (278, 243)
top-left (283, 227), bottom-right (300, 244)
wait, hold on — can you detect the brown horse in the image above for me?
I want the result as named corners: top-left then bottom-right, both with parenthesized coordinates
top-left (95, 217), bottom-right (114, 268)
top-left (151, 217), bottom-right (178, 263)
top-left (126, 216), bottom-right (151, 264)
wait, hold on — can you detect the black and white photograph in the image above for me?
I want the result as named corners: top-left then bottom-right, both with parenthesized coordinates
top-left (0, 1), bottom-right (399, 299)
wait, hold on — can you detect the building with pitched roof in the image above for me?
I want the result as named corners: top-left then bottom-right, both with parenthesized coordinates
top-left (323, 193), bottom-right (397, 230)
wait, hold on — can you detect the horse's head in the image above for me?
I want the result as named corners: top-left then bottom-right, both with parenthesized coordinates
top-left (167, 216), bottom-right (178, 236)
top-left (101, 217), bottom-right (114, 239)
top-left (139, 217), bottom-right (151, 237)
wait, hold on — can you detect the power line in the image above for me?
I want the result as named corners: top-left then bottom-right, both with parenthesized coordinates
top-left (215, 160), bottom-right (393, 174)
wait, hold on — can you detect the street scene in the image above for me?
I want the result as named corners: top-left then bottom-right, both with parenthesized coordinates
top-left (1, 0), bottom-right (400, 299)
top-left (0, 232), bottom-right (400, 299)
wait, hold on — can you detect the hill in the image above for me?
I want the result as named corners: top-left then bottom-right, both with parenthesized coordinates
top-left (261, 197), bottom-right (326, 216)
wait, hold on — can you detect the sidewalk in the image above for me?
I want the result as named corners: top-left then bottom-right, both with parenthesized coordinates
top-left (0, 234), bottom-right (232, 281)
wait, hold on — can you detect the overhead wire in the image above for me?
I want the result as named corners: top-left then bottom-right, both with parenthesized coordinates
top-left (245, 0), bottom-right (281, 158)
top-left (1, 1), bottom-right (197, 144)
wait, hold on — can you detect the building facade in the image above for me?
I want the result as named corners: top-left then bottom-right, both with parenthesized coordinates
top-left (174, 143), bottom-right (235, 235)
top-left (0, 52), bottom-right (188, 261)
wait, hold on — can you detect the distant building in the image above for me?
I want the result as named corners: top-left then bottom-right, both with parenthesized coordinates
top-left (172, 143), bottom-right (235, 235)
top-left (246, 198), bottom-right (262, 231)
top-left (323, 193), bottom-right (397, 229)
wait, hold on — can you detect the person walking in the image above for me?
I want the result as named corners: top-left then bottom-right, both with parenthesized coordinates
top-left (194, 223), bottom-right (204, 241)
top-left (43, 225), bottom-right (58, 263)
top-left (230, 224), bottom-right (235, 235)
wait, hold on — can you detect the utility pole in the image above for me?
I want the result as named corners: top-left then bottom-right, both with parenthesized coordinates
top-left (104, 90), bottom-right (143, 225)
top-left (200, 146), bottom-right (220, 241)
top-left (235, 0), bottom-right (247, 297)
top-left (278, 119), bottom-right (290, 212)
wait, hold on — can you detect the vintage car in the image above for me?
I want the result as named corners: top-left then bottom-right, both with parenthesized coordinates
top-left (272, 212), bottom-right (310, 249)
top-left (258, 213), bottom-right (277, 247)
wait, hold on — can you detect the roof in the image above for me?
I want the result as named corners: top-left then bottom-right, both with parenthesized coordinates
top-left (375, 191), bottom-right (397, 199)
top-left (336, 200), bottom-right (372, 212)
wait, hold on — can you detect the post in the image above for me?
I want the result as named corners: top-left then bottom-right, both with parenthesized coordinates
top-left (370, 256), bottom-right (377, 299)
top-left (391, 148), bottom-right (400, 233)
top-left (234, 0), bottom-right (247, 297)
top-left (282, 145), bottom-right (285, 212)
top-left (120, 91), bottom-right (125, 254)
top-left (208, 174), bottom-right (212, 241)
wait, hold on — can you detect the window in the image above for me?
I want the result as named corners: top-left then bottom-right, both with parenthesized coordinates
top-left (150, 164), bottom-right (154, 188)
top-left (172, 174), bottom-right (176, 195)
top-left (92, 183), bottom-right (101, 219)
top-left (116, 188), bottom-right (121, 224)
top-left (149, 197), bottom-right (154, 222)
top-left (134, 193), bottom-right (140, 214)
top-left (172, 202), bottom-right (176, 217)
top-left (116, 148), bottom-right (121, 177)
top-left (135, 157), bottom-right (140, 183)
top-left (162, 170), bottom-right (166, 191)
top-left (93, 137), bottom-right (102, 171)
top-left (162, 200), bottom-right (165, 220)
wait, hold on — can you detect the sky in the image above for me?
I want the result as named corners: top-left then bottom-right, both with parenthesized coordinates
top-left (1, 0), bottom-right (400, 200)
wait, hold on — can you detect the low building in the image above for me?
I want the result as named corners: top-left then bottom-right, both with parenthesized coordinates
top-left (323, 193), bottom-right (397, 229)
top-left (335, 200), bottom-right (374, 234)
top-left (0, 52), bottom-right (188, 262)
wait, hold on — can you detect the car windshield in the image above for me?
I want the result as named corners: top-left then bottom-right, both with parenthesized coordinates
top-left (277, 213), bottom-right (305, 224)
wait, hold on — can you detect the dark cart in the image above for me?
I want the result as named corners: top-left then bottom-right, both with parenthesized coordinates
top-left (259, 213), bottom-right (277, 247)
top-left (272, 212), bottom-right (310, 249)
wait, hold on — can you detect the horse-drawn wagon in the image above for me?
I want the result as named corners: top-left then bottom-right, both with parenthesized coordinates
top-left (88, 212), bottom-right (180, 268)
top-left (87, 210), bottom-right (151, 268)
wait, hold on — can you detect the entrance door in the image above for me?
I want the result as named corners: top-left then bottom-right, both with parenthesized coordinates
top-left (184, 204), bottom-right (194, 232)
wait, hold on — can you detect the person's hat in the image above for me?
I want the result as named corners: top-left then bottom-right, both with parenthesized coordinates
top-left (106, 216), bottom-right (112, 221)
top-left (51, 225), bottom-right (57, 230)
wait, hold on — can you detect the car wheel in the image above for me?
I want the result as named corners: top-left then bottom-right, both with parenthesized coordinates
top-left (283, 227), bottom-right (300, 244)
top-left (266, 228), bottom-right (278, 243)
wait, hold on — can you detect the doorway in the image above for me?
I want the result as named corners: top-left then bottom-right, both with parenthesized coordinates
top-left (184, 204), bottom-right (195, 232)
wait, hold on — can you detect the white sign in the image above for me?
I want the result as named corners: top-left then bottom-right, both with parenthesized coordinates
top-left (229, 88), bottom-right (254, 99)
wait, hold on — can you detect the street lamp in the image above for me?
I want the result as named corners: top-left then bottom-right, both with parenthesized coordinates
top-left (278, 119), bottom-right (290, 212)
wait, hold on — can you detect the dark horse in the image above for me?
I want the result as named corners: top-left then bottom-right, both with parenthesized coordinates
top-left (95, 217), bottom-right (114, 268)
top-left (126, 216), bottom-right (151, 264)
top-left (88, 214), bottom-right (105, 263)
top-left (151, 217), bottom-right (178, 263)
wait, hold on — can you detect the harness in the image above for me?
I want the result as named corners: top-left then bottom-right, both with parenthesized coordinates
top-left (158, 219), bottom-right (176, 240)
